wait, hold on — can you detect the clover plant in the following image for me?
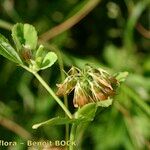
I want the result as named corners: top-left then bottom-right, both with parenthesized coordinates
top-left (0, 23), bottom-right (128, 150)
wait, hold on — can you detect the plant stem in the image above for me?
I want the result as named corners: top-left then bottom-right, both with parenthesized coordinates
top-left (41, 44), bottom-right (70, 144)
top-left (33, 72), bottom-right (73, 119)
top-left (69, 124), bottom-right (77, 150)
top-left (0, 19), bottom-right (13, 30)
top-left (21, 65), bottom-right (73, 119)
top-left (39, 0), bottom-right (101, 42)
top-left (56, 49), bottom-right (70, 143)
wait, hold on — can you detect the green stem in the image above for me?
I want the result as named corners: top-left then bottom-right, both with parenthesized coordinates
top-left (69, 124), bottom-right (77, 150)
top-left (33, 72), bottom-right (73, 119)
top-left (0, 19), bottom-right (13, 30)
top-left (56, 50), bottom-right (70, 143)
top-left (39, 0), bottom-right (101, 42)
top-left (21, 65), bottom-right (73, 119)
top-left (43, 44), bottom-right (70, 143)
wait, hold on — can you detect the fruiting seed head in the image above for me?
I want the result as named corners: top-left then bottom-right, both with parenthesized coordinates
top-left (56, 65), bottom-right (119, 108)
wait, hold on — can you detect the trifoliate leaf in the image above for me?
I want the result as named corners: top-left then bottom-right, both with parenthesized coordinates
top-left (0, 34), bottom-right (23, 64)
top-left (12, 23), bottom-right (37, 51)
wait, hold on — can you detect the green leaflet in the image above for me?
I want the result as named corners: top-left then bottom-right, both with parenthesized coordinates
top-left (40, 52), bottom-right (58, 70)
top-left (0, 34), bottom-right (23, 64)
top-left (75, 99), bottom-right (113, 122)
top-left (32, 117), bottom-right (81, 129)
top-left (32, 100), bottom-right (112, 130)
top-left (23, 24), bottom-right (37, 50)
top-left (75, 103), bottom-right (97, 122)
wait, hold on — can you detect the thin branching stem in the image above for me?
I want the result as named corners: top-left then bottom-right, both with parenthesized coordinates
top-left (0, 19), bottom-right (13, 30)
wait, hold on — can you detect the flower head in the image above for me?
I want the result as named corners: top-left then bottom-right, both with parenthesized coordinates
top-left (56, 65), bottom-right (119, 108)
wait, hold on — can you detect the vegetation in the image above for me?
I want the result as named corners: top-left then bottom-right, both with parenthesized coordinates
top-left (0, 0), bottom-right (149, 150)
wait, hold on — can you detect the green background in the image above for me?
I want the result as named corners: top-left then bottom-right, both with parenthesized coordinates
top-left (0, 0), bottom-right (150, 149)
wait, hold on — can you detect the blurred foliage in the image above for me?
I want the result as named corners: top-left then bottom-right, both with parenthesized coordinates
top-left (0, 0), bottom-right (150, 150)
